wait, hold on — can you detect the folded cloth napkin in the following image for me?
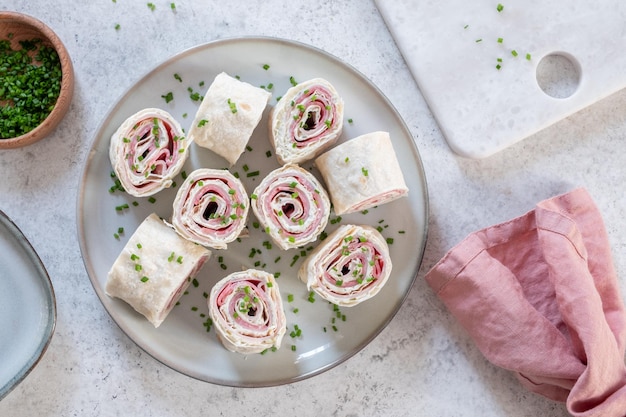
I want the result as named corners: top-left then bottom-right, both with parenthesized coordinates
top-left (425, 188), bottom-right (626, 417)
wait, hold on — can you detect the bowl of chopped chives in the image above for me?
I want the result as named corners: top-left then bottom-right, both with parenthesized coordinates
top-left (0, 11), bottom-right (74, 149)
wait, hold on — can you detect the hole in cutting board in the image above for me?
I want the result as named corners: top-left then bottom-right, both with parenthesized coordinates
top-left (536, 53), bottom-right (580, 99)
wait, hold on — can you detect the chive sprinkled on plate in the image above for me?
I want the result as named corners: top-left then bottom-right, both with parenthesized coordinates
top-left (161, 92), bottom-right (174, 103)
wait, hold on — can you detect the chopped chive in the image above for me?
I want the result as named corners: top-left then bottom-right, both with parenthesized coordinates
top-left (140, 276), bottom-right (149, 282)
top-left (263, 64), bottom-right (270, 70)
top-left (497, 3), bottom-right (504, 12)
top-left (227, 98), bottom-right (237, 113)
top-left (161, 92), bottom-right (174, 103)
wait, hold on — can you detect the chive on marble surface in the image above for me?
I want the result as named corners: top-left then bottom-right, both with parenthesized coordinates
top-left (376, 0), bottom-right (626, 158)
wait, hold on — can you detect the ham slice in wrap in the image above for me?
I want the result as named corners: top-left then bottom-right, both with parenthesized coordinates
top-left (314, 131), bottom-right (408, 215)
top-left (298, 224), bottom-right (392, 307)
top-left (269, 78), bottom-right (344, 165)
top-left (105, 213), bottom-right (211, 328)
top-left (171, 168), bottom-right (249, 250)
top-left (109, 108), bottom-right (189, 197)
top-left (251, 164), bottom-right (331, 250)
top-left (187, 72), bottom-right (271, 166)
top-left (209, 269), bottom-right (287, 354)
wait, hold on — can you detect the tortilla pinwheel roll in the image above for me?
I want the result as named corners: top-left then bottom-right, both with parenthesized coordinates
top-left (251, 164), bottom-right (331, 250)
top-left (209, 269), bottom-right (287, 354)
top-left (314, 131), bottom-right (408, 215)
top-left (187, 72), bottom-right (271, 166)
top-left (109, 108), bottom-right (189, 197)
top-left (269, 78), bottom-right (344, 165)
top-left (171, 168), bottom-right (249, 250)
top-left (105, 213), bottom-right (211, 328)
top-left (298, 224), bottom-right (392, 307)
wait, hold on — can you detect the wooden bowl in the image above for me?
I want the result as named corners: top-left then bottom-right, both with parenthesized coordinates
top-left (0, 11), bottom-right (74, 149)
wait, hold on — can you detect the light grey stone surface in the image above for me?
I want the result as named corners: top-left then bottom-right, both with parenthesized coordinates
top-left (0, 1), bottom-right (624, 416)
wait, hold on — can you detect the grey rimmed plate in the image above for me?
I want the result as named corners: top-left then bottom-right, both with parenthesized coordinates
top-left (0, 210), bottom-right (56, 400)
top-left (77, 37), bottom-right (428, 387)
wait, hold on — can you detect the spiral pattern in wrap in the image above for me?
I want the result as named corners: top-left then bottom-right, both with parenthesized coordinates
top-left (251, 164), bottom-right (331, 250)
top-left (298, 224), bottom-right (392, 307)
top-left (172, 168), bottom-right (249, 250)
top-left (109, 108), bottom-right (189, 197)
top-left (269, 78), bottom-right (344, 165)
top-left (209, 269), bottom-right (286, 354)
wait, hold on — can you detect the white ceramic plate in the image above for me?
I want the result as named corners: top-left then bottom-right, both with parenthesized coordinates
top-left (77, 37), bottom-right (428, 387)
top-left (0, 210), bottom-right (56, 400)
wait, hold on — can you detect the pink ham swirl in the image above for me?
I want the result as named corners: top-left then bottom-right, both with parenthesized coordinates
top-left (251, 164), bottom-right (331, 250)
top-left (289, 83), bottom-right (340, 147)
top-left (271, 78), bottom-right (344, 164)
top-left (209, 269), bottom-right (286, 354)
top-left (172, 168), bottom-right (249, 250)
top-left (298, 224), bottom-right (392, 307)
top-left (109, 108), bottom-right (188, 197)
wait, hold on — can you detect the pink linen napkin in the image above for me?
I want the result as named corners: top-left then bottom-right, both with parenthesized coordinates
top-left (425, 188), bottom-right (626, 417)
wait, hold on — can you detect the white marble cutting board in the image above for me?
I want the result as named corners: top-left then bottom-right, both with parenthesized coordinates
top-left (375, 0), bottom-right (626, 158)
